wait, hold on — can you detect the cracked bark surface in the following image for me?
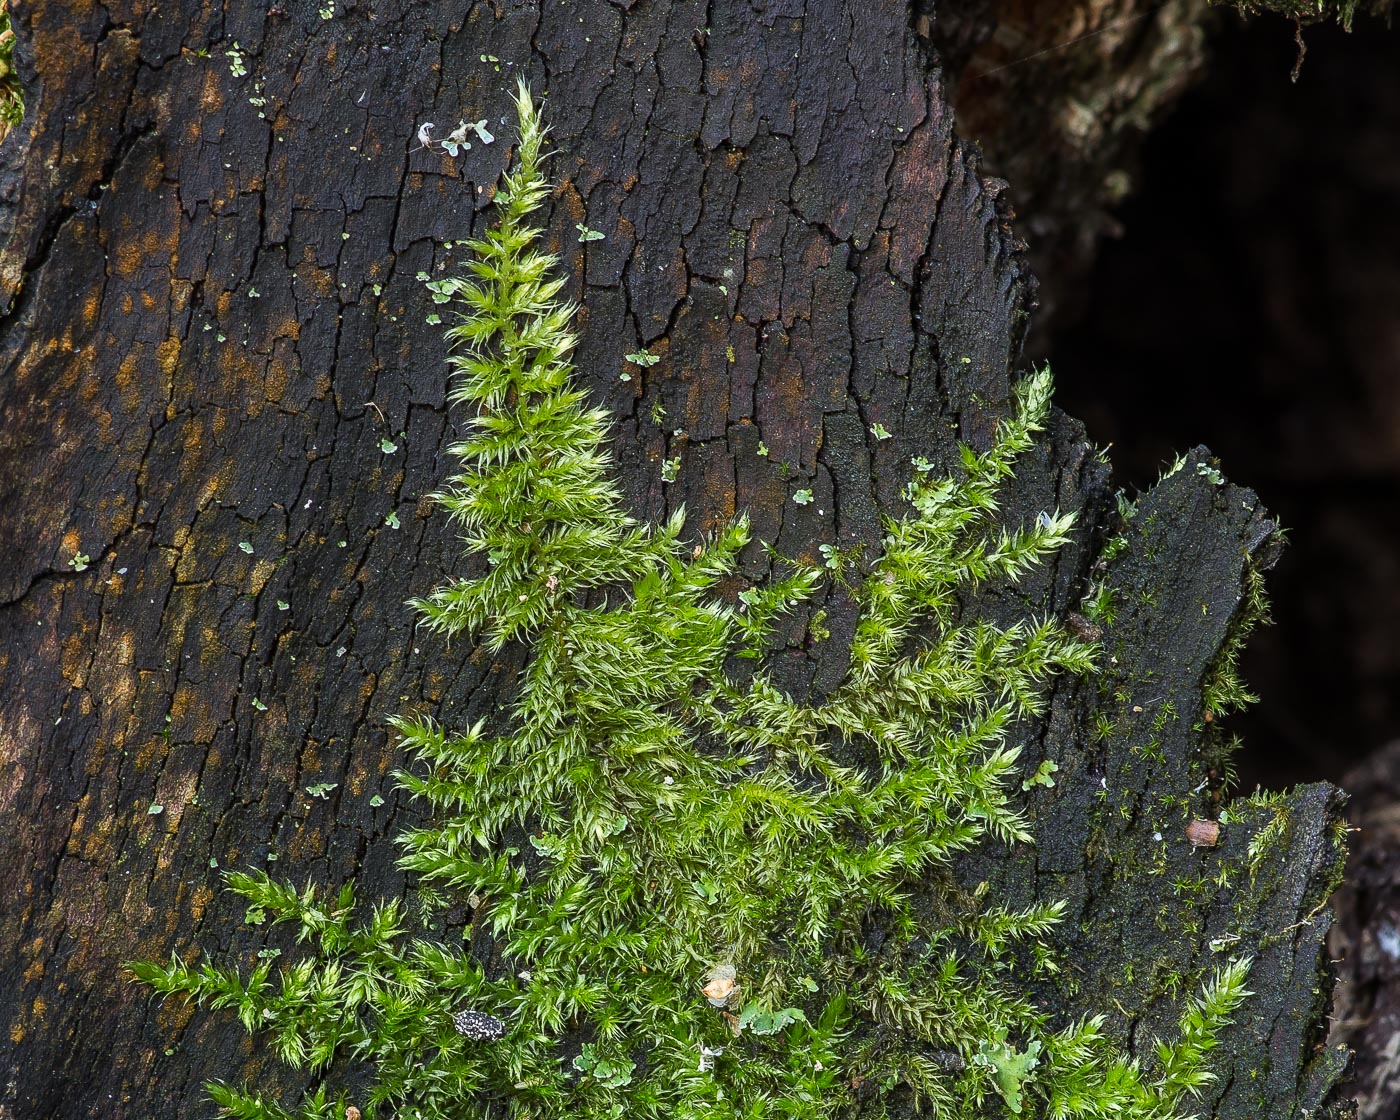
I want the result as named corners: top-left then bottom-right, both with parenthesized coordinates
top-left (0, 1), bottom-right (1346, 1117)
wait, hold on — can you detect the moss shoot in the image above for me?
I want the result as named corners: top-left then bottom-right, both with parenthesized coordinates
top-left (130, 84), bottom-right (1252, 1120)
top-left (0, 0), bottom-right (21, 136)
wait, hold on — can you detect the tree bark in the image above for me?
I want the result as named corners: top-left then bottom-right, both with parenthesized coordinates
top-left (0, 2), bottom-right (1346, 1117)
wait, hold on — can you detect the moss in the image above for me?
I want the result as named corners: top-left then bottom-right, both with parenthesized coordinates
top-left (0, 0), bottom-right (20, 135)
top-left (1199, 556), bottom-right (1271, 725)
top-left (1225, 0), bottom-right (1393, 29)
top-left (130, 85), bottom-right (1254, 1120)
top-left (1194, 549), bottom-right (1276, 797)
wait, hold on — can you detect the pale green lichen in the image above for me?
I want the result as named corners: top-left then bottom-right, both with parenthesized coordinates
top-left (131, 84), bottom-right (1252, 1120)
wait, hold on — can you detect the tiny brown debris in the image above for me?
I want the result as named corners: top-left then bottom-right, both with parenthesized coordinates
top-left (1186, 819), bottom-right (1220, 849)
top-left (702, 963), bottom-right (737, 1007)
top-left (702, 975), bottom-right (734, 1002)
top-left (1066, 611), bottom-right (1102, 642)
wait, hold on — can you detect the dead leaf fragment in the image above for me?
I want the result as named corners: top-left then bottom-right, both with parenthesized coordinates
top-left (702, 963), bottom-right (738, 1007)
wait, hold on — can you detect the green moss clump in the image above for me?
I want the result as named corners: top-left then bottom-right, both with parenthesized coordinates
top-left (130, 84), bottom-right (1252, 1120)
top-left (1224, 0), bottom-right (1393, 30)
top-left (0, 1), bottom-right (20, 133)
top-left (1201, 558), bottom-right (1271, 724)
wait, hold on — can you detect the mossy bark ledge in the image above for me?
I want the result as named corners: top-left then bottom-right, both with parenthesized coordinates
top-left (0, 1), bottom-right (1346, 1117)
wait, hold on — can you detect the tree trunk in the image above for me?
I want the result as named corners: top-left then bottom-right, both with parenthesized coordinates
top-left (0, 2), bottom-right (1346, 1117)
